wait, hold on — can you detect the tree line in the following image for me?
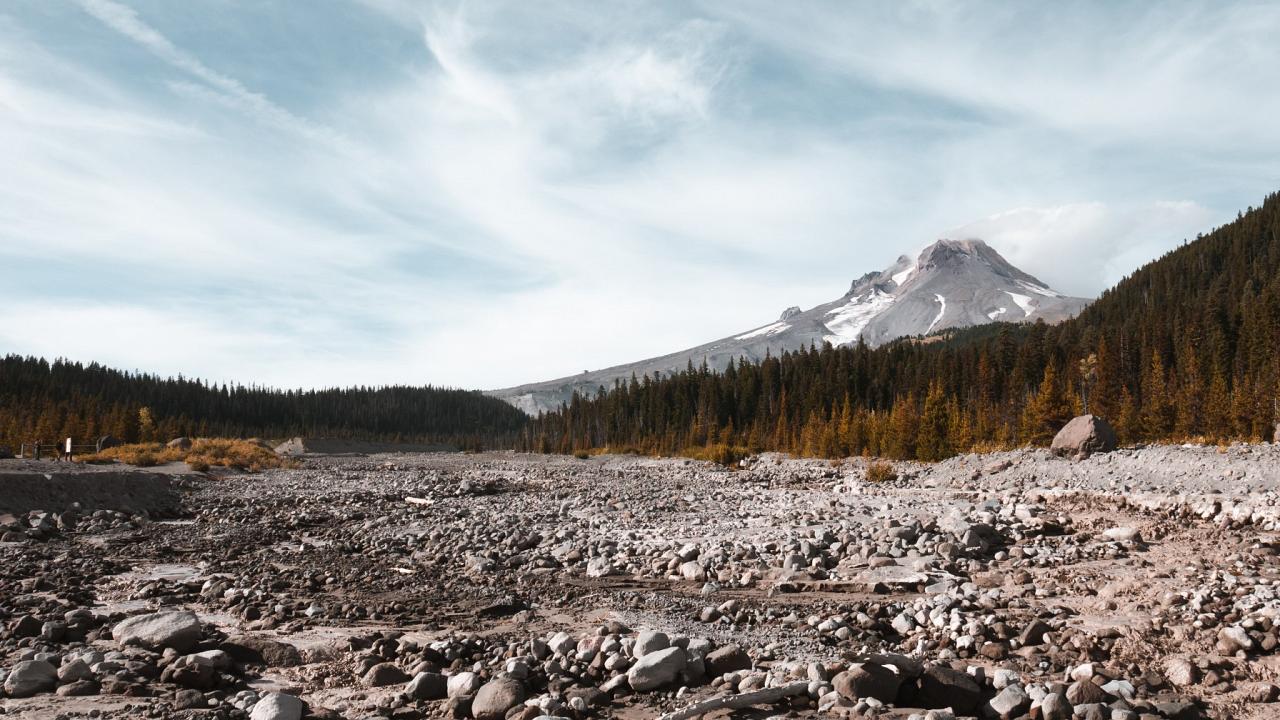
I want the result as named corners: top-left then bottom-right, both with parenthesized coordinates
top-left (519, 192), bottom-right (1280, 460)
top-left (0, 356), bottom-right (529, 451)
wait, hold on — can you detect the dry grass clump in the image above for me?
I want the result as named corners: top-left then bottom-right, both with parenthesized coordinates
top-left (79, 438), bottom-right (298, 471)
top-left (865, 459), bottom-right (898, 483)
top-left (680, 444), bottom-right (752, 467)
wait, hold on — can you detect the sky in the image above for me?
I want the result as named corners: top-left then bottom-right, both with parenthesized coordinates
top-left (2, 1), bottom-right (1279, 390)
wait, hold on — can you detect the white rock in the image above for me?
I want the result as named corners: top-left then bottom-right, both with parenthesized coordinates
top-left (249, 692), bottom-right (303, 720)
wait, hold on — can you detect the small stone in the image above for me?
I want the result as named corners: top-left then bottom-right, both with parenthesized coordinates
top-left (547, 632), bottom-right (576, 657)
top-left (705, 644), bottom-right (751, 677)
top-left (1040, 692), bottom-right (1070, 720)
top-left (1102, 527), bottom-right (1142, 543)
top-left (1019, 619), bottom-right (1052, 646)
top-left (58, 658), bottom-right (94, 683)
top-left (447, 671), bottom-right (482, 698)
top-left (363, 662), bottom-right (410, 687)
top-left (634, 630), bottom-right (670, 657)
top-left (1165, 658), bottom-right (1198, 687)
top-left (56, 680), bottom-right (99, 696)
top-left (1066, 679), bottom-right (1106, 705)
top-left (173, 688), bottom-right (206, 709)
top-left (9, 615), bottom-right (42, 638)
top-left (1217, 626), bottom-right (1253, 654)
top-left (987, 684), bottom-right (1030, 719)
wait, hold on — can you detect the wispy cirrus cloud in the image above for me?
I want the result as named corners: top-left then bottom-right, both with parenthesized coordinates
top-left (0, 1), bottom-right (1276, 390)
top-left (75, 0), bottom-right (351, 151)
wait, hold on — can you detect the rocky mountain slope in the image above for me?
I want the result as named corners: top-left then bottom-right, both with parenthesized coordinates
top-left (494, 239), bottom-right (1089, 414)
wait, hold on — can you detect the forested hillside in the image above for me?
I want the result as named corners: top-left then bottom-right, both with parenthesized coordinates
top-left (0, 357), bottom-right (528, 450)
top-left (520, 192), bottom-right (1280, 460)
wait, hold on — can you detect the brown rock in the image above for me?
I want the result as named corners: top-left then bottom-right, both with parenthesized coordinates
top-left (1050, 415), bottom-right (1118, 458)
top-left (705, 644), bottom-right (751, 677)
top-left (1065, 678), bottom-right (1106, 705)
top-left (833, 663), bottom-right (901, 703)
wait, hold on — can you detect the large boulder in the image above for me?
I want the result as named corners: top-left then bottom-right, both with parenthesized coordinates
top-left (274, 438), bottom-right (308, 456)
top-left (96, 435), bottom-right (121, 452)
top-left (1050, 415), bottom-right (1118, 458)
top-left (4, 660), bottom-right (57, 697)
top-left (833, 662), bottom-right (901, 703)
top-left (627, 646), bottom-right (686, 691)
top-left (406, 671), bottom-right (448, 700)
top-left (908, 665), bottom-right (982, 714)
top-left (249, 692), bottom-right (304, 720)
top-left (166, 437), bottom-right (193, 450)
top-left (705, 644), bottom-right (751, 677)
top-left (221, 635), bottom-right (303, 667)
top-left (472, 677), bottom-right (523, 720)
top-left (112, 610), bottom-right (204, 653)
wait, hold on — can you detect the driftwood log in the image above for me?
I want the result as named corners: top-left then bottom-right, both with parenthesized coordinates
top-left (655, 680), bottom-right (810, 720)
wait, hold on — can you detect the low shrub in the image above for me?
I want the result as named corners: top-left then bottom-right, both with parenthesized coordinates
top-left (680, 444), bottom-right (752, 467)
top-left (78, 438), bottom-right (298, 471)
top-left (865, 460), bottom-right (897, 483)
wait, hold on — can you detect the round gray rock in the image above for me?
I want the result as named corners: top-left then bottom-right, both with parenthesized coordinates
top-left (627, 646), bottom-right (687, 691)
top-left (363, 662), bottom-right (410, 687)
top-left (406, 671), bottom-right (448, 700)
top-left (448, 670), bottom-right (482, 698)
top-left (633, 630), bottom-right (669, 658)
top-left (472, 677), bottom-right (524, 720)
top-left (4, 660), bottom-right (57, 698)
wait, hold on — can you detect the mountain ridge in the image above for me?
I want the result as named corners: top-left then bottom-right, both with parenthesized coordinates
top-left (493, 239), bottom-right (1089, 414)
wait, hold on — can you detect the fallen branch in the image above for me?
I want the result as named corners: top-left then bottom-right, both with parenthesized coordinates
top-left (405, 496), bottom-right (431, 505)
top-left (656, 680), bottom-right (809, 720)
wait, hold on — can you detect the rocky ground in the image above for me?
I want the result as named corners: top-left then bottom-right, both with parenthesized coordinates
top-left (2, 443), bottom-right (1280, 719)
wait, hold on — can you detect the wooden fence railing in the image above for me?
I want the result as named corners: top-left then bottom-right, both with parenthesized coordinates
top-left (16, 443), bottom-right (100, 458)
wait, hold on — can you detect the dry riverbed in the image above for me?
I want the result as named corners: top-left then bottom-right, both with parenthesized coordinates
top-left (2, 444), bottom-right (1280, 719)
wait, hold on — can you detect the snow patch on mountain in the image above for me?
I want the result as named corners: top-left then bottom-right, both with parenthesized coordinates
top-left (988, 307), bottom-right (1008, 319)
top-left (823, 290), bottom-right (895, 346)
top-left (1006, 291), bottom-right (1035, 317)
top-left (892, 266), bottom-right (915, 286)
top-left (927, 294), bottom-right (946, 333)
top-left (735, 321), bottom-right (791, 340)
top-left (1017, 280), bottom-right (1061, 298)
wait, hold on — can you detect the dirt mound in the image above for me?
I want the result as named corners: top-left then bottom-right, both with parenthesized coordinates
top-left (0, 470), bottom-right (180, 514)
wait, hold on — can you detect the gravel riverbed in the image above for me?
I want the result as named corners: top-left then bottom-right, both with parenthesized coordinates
top-left (2, 444), bottom-right (1279, 719)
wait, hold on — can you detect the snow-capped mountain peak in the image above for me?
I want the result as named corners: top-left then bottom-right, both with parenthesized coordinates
top-left (493, 238), bottom-right (1089, 414)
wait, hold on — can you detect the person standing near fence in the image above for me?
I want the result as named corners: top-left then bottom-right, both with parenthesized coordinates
top-left (64, 437), bottom-right (73, 462)
top-left (33, 439), bottom-right (41, 461)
